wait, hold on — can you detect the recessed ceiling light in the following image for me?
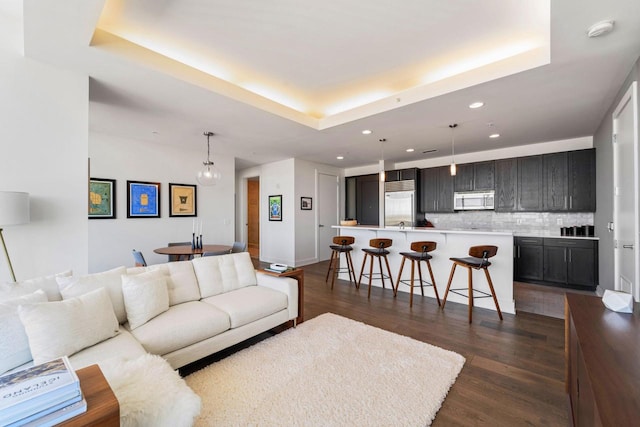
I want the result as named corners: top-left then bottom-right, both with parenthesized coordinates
top-left (336, 156), bottom-right (344, 160)
top-left (469, 102), bottom-right (484, 109)
top-left (587, 20), bottom-right (614, 38)
top-left (489, 133), bottom-right (500, 138)
top-left (406, 148), bottom-right (415, 152)
top-left (362, 130), bottom-right (372, 135)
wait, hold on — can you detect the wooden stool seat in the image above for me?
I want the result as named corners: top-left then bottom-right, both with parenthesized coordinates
top-left (358, 238), bottom-right (394, 298)
top-left (326, 236), bottom-right (357, 289)
top-left (395, 241), bottom-right (440, 307)
top-left (442, 245), bottom-right (502, 323)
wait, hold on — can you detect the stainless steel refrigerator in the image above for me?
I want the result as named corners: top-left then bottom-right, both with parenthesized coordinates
top-left (384, 180), bottom-right (415, 227)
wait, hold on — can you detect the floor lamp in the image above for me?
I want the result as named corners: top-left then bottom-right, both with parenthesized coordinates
top-left (0, 191), bottom-right (30, 282)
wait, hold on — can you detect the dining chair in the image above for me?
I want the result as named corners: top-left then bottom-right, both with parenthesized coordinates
top-left (230, 242), bottom-right (247, 253)
top-left (132, 249), bottom-right (147, 267)
top-left (168, 241), bottom-right (192, 262)
top-left (202, 249), bottom-right (229, 257)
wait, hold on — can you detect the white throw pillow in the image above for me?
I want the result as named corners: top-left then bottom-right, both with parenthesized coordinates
top-left (18, 287), bottom-right (120, 365)
top-left (57, 266), bottom-right (128, 323)
top-left (121, 270), bottom-right (170, 329)
top-left (0, 290), bottom-right (48, 374)
top-left (0, 270), bottom-right (71, 302)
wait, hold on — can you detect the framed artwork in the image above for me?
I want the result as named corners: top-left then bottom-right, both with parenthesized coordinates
top-left (127, 180), bottom-right (160, 218)
top-left (169, 183), bottom-right (197, 217)
top-left (268, 195), bottom-right (282, 221)
top-left (301, 197), bottom-right (312, 210)
top-left (89, 178), bottom-right (116, 219)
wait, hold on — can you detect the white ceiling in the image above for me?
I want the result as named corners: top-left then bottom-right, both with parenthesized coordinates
top-left (21, 0), bottom-right (640, 170)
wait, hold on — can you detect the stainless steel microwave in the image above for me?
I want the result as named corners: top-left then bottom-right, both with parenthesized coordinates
top-left (453, 191), bottom-right (495, 210)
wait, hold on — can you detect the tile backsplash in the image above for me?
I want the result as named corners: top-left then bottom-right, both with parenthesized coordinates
top-left (424, 211), bottom-right (594, 234)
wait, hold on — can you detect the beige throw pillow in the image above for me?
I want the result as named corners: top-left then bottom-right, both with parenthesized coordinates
top-left (0, 290), bottom-right (48, 374)
top-left (121, 270), bottom-right (170, 329)
top-left (18, 287), bottom-right (119, 365)
top-left (57, 266), bottom-right (127, 323)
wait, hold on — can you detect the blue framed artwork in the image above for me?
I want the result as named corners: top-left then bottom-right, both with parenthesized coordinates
top-left (127, 180), bottom-right (161, 218)
top-left (269, 194), bottom-right (282, 221)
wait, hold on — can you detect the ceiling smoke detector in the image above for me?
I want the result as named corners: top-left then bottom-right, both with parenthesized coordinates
top-left (587, 20), bottom-right (614, 38)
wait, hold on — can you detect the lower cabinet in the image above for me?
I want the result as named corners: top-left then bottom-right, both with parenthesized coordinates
top-left (514, 237), bottom-right (598, 290)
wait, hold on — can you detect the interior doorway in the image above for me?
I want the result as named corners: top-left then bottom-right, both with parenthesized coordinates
top-left (613, 81), bottom-right (639, 301)
top-left (247, 178), bottom-right (260, 259)
top-left (318, 173), bottom-right (339, 261)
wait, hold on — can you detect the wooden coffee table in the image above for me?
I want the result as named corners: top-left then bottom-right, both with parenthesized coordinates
top-left (59, 364), bottom-right (119, 426)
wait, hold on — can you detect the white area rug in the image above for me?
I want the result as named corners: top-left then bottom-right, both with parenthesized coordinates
top-left (185, 313), bottom-right (465, 426)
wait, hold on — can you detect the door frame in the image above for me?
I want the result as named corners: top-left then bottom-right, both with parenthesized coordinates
top-left (316, 171), bottom-right (340, 262)
top-left (612, 81), bottom-right (639, 300)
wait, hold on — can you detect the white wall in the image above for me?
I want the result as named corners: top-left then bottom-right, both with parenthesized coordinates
top-left (88, 132), bottom-right (235, 272)
top-left (0, 3), bottom-right (89, 281)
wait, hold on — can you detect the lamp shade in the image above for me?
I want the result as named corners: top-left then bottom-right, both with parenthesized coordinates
top-left (0, 192), bottom-right (30, 226)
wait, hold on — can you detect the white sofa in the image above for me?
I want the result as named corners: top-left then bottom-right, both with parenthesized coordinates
top-left (1, 252), bottom-right (299, 375)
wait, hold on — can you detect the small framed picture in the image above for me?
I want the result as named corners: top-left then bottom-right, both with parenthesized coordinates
top-left (301, 197), bottom-right (312, 210)
top-left (269, 195), bottom-right (282, 221)
top-left (169, 183), bottom-right (197, 217)
top-left (89, 178), bottom-right (116, 219)
top-left (127, 180), bottom-right (161, 218)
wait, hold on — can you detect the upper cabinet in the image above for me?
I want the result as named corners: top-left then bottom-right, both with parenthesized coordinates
top-left (385, 168), bottom-right (418, 182)
top-left (517, 155), bottom-right (543, 211)
top-left (495, 158), bottom-right (518, 212)
top-left (568, 149), bottom-right (596, 211)
top-left (453, 161), bottom-right (495, 192)
top-left (542, 149), bottom-right (596, 212)
top-left (420, 166), bottom-right (453, 213)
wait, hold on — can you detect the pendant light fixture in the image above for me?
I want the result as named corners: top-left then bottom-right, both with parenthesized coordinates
top-left (449, 124), bottom-right (458, 176)
top-left (379, 138), bottom-right (386, 182)
top-left (197, 131), bottom-right (221, 186)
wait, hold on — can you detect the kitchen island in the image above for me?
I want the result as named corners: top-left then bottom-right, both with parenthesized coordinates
top-left (332, 225), bottom-right (515, 315)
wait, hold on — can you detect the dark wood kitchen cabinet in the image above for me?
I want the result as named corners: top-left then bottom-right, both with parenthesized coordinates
top-left (495, 158), bottom-right (518, 212)
top-left (514, 237), bottom-right (544, 281)
top-left (543, 152), bottom-right (568, 211)
top-left (568, 149), bottom-right (596, 211)
top-left (454, 161), bottom-right (495, 192)
top-left (517, 155), bottom-right (543, 211)
top-left (420, 166), bottom-right (453, 213)
top-left (543, 238), bottom-right (597, 289)
top-left (346, 174), bottom-right (379, 226)
top-left (385, 168), bottom-right (418, 182)
top-left (565, 293), bottom-right (640, 427)
top-left (543, 149), bottom-right (596, 212)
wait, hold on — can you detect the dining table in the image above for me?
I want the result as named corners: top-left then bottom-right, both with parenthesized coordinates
top-left (154, 244), bottom-right (232, 260)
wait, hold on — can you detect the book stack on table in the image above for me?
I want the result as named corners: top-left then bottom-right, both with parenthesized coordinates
top-left (0, 357), bottom-right (86, 427)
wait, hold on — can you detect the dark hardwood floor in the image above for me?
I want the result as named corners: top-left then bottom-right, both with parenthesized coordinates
top-left (299, 260), bottom-right (570, 426)
top-left (183, 258), bottom-right (576, 425)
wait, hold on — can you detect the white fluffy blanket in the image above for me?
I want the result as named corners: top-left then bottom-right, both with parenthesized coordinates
top-left (100, 354), bottom-right (201, 427)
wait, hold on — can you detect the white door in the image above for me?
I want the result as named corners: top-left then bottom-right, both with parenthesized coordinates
top-left (613, 81), bottom-right (639, 301)
top-left (318, 173), bottom-right (339, 261)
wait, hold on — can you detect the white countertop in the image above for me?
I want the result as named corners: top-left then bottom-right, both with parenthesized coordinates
top-left (332, 225), bottom-right (599, 240)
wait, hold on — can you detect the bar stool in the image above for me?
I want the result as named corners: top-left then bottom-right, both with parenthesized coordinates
top-left (358, 238), bottom-right (394, 298)
top-left (325, 236), bottom-right (357, 289)
top-left (394, 241), bottom-right (441, 307)
top-left (442, 245), bottom-right (502, 323)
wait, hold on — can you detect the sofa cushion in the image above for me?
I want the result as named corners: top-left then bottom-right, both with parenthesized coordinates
top-left (129, 301), bottom-right (230, 356)
top-left (126, 261), bottom-right (201, 306)
top-left (69, 327), bottom-right (148, 370)
top-left (18, 287), bottom-right (120, 365)
top-left (202, 286), bottom-right (288, 329)
top-left (192, 252), bottom-right (257, 298)
top-left (122, 270), bottom-right (170, 329)
top-left (57, 266), bottom-right (128, 324)
top-left (0, 270), bottom-right (71, 302)
top-left (0, 290), bottom-right (48, 374)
